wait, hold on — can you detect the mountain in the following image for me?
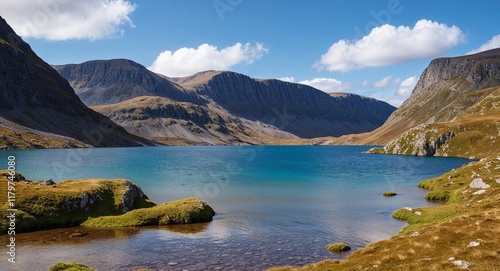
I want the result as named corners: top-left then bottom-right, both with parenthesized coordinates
top-left (56, 61), bottom-right (396, 144)
top-left (357, 48), bottom-right (500, 145)
top-left (171, 71), bottom-right (396, 138)
top-left (0, 16), bottom-right (150, 148)
top-left (364, 48), bottom-right (500, 158)
top-left (53, 59), bottom-right (201, 106)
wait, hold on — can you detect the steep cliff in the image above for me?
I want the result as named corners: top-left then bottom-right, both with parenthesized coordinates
top-left (53, 59), bottom-right (201, 106)
top-left (172, 71), bottom-right (396, 138)
top-left (0, 16), bottom-right (151, 148)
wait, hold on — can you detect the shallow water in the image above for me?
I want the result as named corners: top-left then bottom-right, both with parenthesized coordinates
top-left (1, 146), bottom-right (469, 270)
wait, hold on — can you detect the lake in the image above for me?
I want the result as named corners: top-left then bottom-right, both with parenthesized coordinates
top-left (1, 146), bottom-right (470, 270)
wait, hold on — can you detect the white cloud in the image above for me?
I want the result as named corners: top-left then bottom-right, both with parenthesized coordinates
top-left (361, 80), bottom-right (369, 87)
top-left (374, 76), bottom-right (392, 88)
top-left (315, 19), bottom-right (465, 72)
top-left (299, 78), bottom-right (352, 93)
top-left (396, 76), bottom-right (418, 96)
top-left (467, 34), bottom-right (500, 55)
top-left (277, 77), bottom-right (295, 82)
top-left (0, 0), bottom-right (136, 41)
top-left (149, 42), bottom-right (268, 77)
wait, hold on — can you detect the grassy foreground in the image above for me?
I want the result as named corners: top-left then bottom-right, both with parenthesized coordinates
top-left (269, 157), bottom-right (500, 271)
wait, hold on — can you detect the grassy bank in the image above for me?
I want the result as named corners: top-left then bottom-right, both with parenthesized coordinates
top-left (0, 172), bottom-right (214, 233)
top-left (82, 197), bottom-right (215, 227)
top-left (269, 156), bottom-right (500, 271)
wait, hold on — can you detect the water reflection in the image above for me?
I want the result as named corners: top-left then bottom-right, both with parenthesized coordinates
top-left (10, 223), bottom-right (210, 246)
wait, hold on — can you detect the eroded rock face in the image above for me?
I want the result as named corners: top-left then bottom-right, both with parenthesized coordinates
top-left (62, 193), bottom-right (103, 212)
top-left (412, 51), bottom-right (500, 96)
top-left (413, 131), bottom-right (456, 156)
top-left (121, 180), bottom-right (146, 212)
top-left (381, 125), bottom-right (456, 156)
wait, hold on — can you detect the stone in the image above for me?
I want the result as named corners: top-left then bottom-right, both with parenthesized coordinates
top-left (69, 232), bottom-right (83, 238)
top-left (469, 178), bottom-right (490, 189)
top-left (453, 260), bottom-right (471, 269)
top-left (411, 232), bottom-right (420, 237)
top-left (467, 241), bottom-right (480, 247)
top-left (402, 207), bottom-right (413, 211)
top-left (414, 211), bottom-right (422, 216)
top-left (472, 190), bottom-right (486, 195)
top-left (40, 179), bottom-right (55, 185)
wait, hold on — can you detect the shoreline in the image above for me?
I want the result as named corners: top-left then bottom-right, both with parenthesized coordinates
top-left (268, 155), bottom-right (500, 271)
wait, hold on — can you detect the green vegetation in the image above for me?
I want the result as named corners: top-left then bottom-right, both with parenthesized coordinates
top-left (82, 198), bottom-right (215, 227)
top-left (326, 242), bottom-right (351, 253)
top-left (383, 191), bottom-right (397, 197)
top-left (0, 172), bottom-right (213, 233)
top-left (48, 262), bottom-right (95, 271)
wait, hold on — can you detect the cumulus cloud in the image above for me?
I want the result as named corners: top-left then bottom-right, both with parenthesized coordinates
top-left (299, 78), bottom-right (352, 93)
top-left (0, 0), bottom-right (136, 41)
top-left (396, 76), bottom-right (418, 96)
top-left (149, 42), bottom-right (268, 77)
top-left (374, 76), bottom-right (392, 88)
top-left (315, 19), bottom-right (465, 72)
top-left (277, 77), bottom-right (295, 82)
top-left (467, 34), bottom-right (500, 55)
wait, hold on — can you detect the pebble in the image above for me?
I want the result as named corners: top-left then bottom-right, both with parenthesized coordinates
top-left (472, 189), bottom-right (486, 195)
top-left (168, 262), bottom-right (179, 266)
top-left (453, 260), bottom-right (471, 269)
top-left (414, 211), bottom-right (422, 216)
top-left (467, 241), bottom-right (480, 247)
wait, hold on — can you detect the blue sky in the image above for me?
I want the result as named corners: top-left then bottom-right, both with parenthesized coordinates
top-left (1, 0), bottom-right (499, 106)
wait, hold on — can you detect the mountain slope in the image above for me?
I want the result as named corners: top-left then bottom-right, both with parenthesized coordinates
top-left (342, 48), bottom-right (500, 145)
top-left (57, 61), bottom-right (396, 144)
top-left (0, 16), bottom-right (150, 148)
top-left (171, 70), bottom-right (397, 138)
top-left (53, 59), bottom-right (201, 106)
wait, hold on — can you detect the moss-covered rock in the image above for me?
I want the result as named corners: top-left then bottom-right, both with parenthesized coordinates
top-left (82, 197), bottom-right (215, 227)
top-left (326, 242), bottom-right (351, 253)
top-left (48, 262), bottom-right (95, 271)
top-left (0, 171), bottom-right (154, 232)
top-left (383, 191), bottom-right (397, 197)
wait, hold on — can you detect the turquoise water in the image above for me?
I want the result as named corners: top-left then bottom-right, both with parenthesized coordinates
top-left (2, 146), bottom-right (469, 270)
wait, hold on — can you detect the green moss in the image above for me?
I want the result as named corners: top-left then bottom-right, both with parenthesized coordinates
top-left (326, 242), bottom-right (351, 253)
top-left (82, 198), bottom-right (215, 227)
top-left (383, 191), bottom-right (397, 197)
top-left (48, 262), bottom-right (95, 271)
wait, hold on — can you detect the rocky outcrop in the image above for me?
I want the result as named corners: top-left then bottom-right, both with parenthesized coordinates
top-left (121, 180), bottom-right (146, 212)
top-left (0, 16), bottom-right (152, 148)
top-left (62, 193), bottom-right (103, 212)
top-left (413, 49), bottom-right (500, 96)
top-left (0, 171), bottom-right (157, 232)
top-left (377, 125), bottom-right (456, 156)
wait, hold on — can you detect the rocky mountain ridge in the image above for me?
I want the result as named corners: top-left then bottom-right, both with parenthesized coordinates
top-left (336, 48), bottom-right (500, 147)
top-left (56, 61), bottom-right (396, 144)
